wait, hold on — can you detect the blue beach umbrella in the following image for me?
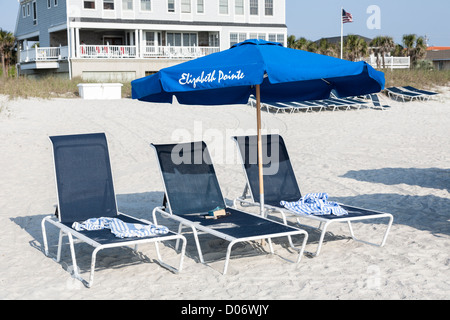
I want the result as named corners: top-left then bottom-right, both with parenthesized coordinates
top-left (132, 39), bottom-right (385, 215)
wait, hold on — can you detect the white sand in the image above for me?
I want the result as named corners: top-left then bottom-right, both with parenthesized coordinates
top-left (0, 90), bottom-right (449, 300)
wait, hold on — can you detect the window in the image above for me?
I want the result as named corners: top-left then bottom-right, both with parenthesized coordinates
top-left (141, 0), bottom-right (151, 11)
top-left (250, 0), bottom-right (258, 15)
top-left (27, 3), bottom-right (30, 16)
top-left (54, 0), bottom-right (58, 7)
top-left (197, 0), bottom-right (204, 13)
top-left (167, 32), bottom-right (197, 46)
top-left (84, 0), bottom-right (95, 9)
top-left (47, 0), bottom-right (51, 9)
top-left (183, 33), bottom-right (197, 46)
top-left (146, 32), bottom-right (155, 46)
top-left (219, 0), bottom-right (228, 14)
top-left (168, 0), bottom-right (175, 12)
top-left (122, 0), bottom-right (133, 10)
top-left (268, 34), bottom-right (286, 46)
top-left (265, 0), bottom-right (273, 16)
top-left (32, 1), bottom-right (37, 25)
top-left (104, 0), bottom-right (114, 10)
top-left (277, 34), bottom-right (285, 45)
top-left (230, 33), bottom-right (246, 46)
top-left (181, 0), bottom-right (191, 13)
top-left (22, 5), bottom-right (26, 18)
top-left (235, 0), bottom-right (244, 15)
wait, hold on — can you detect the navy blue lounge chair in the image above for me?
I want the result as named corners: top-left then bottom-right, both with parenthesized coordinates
top-left (369, 94), bottom-right (390, 110)
top-left (385, 87), bottom-right (422, 102)
top-left (402, 86), bottom-right (440, 100)
top-left (41, 133), bottom-right (186, 287)
top-left (233, 134), bottom-right (393, 257)
top-left (151, 141), bottom-right (308, 274)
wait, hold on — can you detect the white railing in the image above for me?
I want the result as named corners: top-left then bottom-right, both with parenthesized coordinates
top-left (20, 46), bottom-right (68, 63)
top-left (142, 45), bottom-right (220, 59)
top-left (20, 45), bottom-right (220, 62)
top-left (79, 45), bottom-right (137, 58)
top-left (364, 56), bottom-right (411, 69)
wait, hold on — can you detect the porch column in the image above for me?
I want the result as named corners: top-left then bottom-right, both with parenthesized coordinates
top-left (135, 29), bottom-right (139, 58)
top-left (75, 28), bottom-right (80, 58)
top-left (139, 29), bottom-right (144, 58)
top-left (70, 27), bottom-right (76, 58)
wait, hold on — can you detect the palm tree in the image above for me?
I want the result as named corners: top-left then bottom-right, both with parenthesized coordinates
top-left (370, 36), bottom-right (394, 68)
top-left (0, 29), bottom-right (15, 77)
top-left (402, 34), bottom-right (427, 68)
top-left (344, 35), bottom-right (368, 61)
top-left (317, 38), bottom-right (338, 57)
top-left (287, 35), bottom-right (297, 49)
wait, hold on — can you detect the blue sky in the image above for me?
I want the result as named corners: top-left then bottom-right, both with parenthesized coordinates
top-left (1, 0), bottom-right (449, 46)
top-left (286, 0), bottom-right (450, 46)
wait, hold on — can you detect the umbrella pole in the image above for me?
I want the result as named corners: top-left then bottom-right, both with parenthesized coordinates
top-left (256, 84), bottom-right (265, 217)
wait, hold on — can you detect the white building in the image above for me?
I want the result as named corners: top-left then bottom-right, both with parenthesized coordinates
top-left (15, 0), bottom-right (287, 80)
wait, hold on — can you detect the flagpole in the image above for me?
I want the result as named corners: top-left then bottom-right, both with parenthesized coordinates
top-left (340, 7), bottom-right (343, 59)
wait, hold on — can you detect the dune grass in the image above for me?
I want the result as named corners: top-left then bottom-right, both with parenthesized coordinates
top-left (0, 76), bottom-right (132, 99)
top-left (0, 69), bottom-right (448, 100)
top-left (383, 69), bottom-right (450, 91)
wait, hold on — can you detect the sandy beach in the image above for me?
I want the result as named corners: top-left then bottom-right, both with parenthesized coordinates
top-left (0, 89), bottom-right (449, 300)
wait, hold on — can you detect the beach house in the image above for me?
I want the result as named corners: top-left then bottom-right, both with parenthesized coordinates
top-left (15, 0), bottom-right (287, 80)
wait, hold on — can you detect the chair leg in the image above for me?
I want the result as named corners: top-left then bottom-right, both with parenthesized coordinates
top-left (347, 215), bottom-right (394, 248)
top-left (223, 240), bottom-right (238, 275)
top-left (56, 230), bottom-right (63, 262)
top-left (175, 222), bottom-right (183, 251)
top-left (190, 226), bottom-right (205, 264)
top-left (41, 217), bottom-right (50, 257)
top-left (154, 236), bottom-right (187, 273)
top-left (303, 220), bottom-right (331, 257)
top-left (66, 232), bottom-right (90, 287)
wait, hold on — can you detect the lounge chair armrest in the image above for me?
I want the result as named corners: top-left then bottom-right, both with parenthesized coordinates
top-left (152, 206), bottom-right (172, 224)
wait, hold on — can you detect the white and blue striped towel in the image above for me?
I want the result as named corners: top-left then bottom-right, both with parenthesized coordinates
top-left (280, 193), bottom-right (348, 216)
top-left (72, 217), bottom-right (169, 238)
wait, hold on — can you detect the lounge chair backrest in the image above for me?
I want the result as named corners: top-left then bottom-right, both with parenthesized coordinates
top-left (152, 141), bottom-right (226, 215)
top-left (233, 134), bottom-right (302, 207)
top-left (50, 133), bottom-right (118, 223)
top-left (370, 94), bottom-right (381, 106)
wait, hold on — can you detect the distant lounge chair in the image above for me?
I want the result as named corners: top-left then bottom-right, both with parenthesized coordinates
top-left (369, 94), bottom-right (390, 110)
top-left (401, 86), bottom-right (441, 101)
top-left (151, 141), bottom-right (308, 274)
top-left (248, 97), bottom-right (311, 114)
top-left (293, 100), bottom-right (327, 112)
top-left (41, 133), bottom-right (186, 287)
top-left (385, 87), bottom-right (422, 102)
top-left (232, 134), bottom-right (394, 257)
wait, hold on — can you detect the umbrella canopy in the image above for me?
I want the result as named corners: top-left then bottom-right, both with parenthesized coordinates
top-left (132, 39), bottom-right (384, 104)
top-left (131, 39), bottom-right (385, 216)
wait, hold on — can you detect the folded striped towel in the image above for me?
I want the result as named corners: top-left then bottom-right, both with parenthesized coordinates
top-left (280, 193), bottom-right (348, 216)
top-left (72, 217), bottom-right (169, 238)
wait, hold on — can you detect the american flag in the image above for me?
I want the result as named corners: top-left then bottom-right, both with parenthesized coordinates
top-left (342, 9), bottom-right (353, 23)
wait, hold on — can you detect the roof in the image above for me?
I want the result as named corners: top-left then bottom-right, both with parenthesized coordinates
top-left (315, 35), bottom-right (372, 45)
top-left (426, 49), bottom-right (450, 61)
top-left (427, 46), bottom-right (450, 51)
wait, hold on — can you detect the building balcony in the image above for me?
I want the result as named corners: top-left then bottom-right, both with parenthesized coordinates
top-left (19, 45), bottom-right (220, 62)
top-left (79, 44), bottom-right (219, 59)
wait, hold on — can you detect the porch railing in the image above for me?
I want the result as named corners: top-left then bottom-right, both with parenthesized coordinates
top-left (78, 45), bottom-right (220, 59)
top-left (19, 46), bottom-right (69, 63)
top-left (20, 45), bottom-right (220, 62)
top-left (79, 45), bottom-right (137, 58)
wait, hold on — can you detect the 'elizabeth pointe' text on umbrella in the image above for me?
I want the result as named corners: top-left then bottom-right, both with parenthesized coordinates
top-left (178, 70), bottom-right (246, 88)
